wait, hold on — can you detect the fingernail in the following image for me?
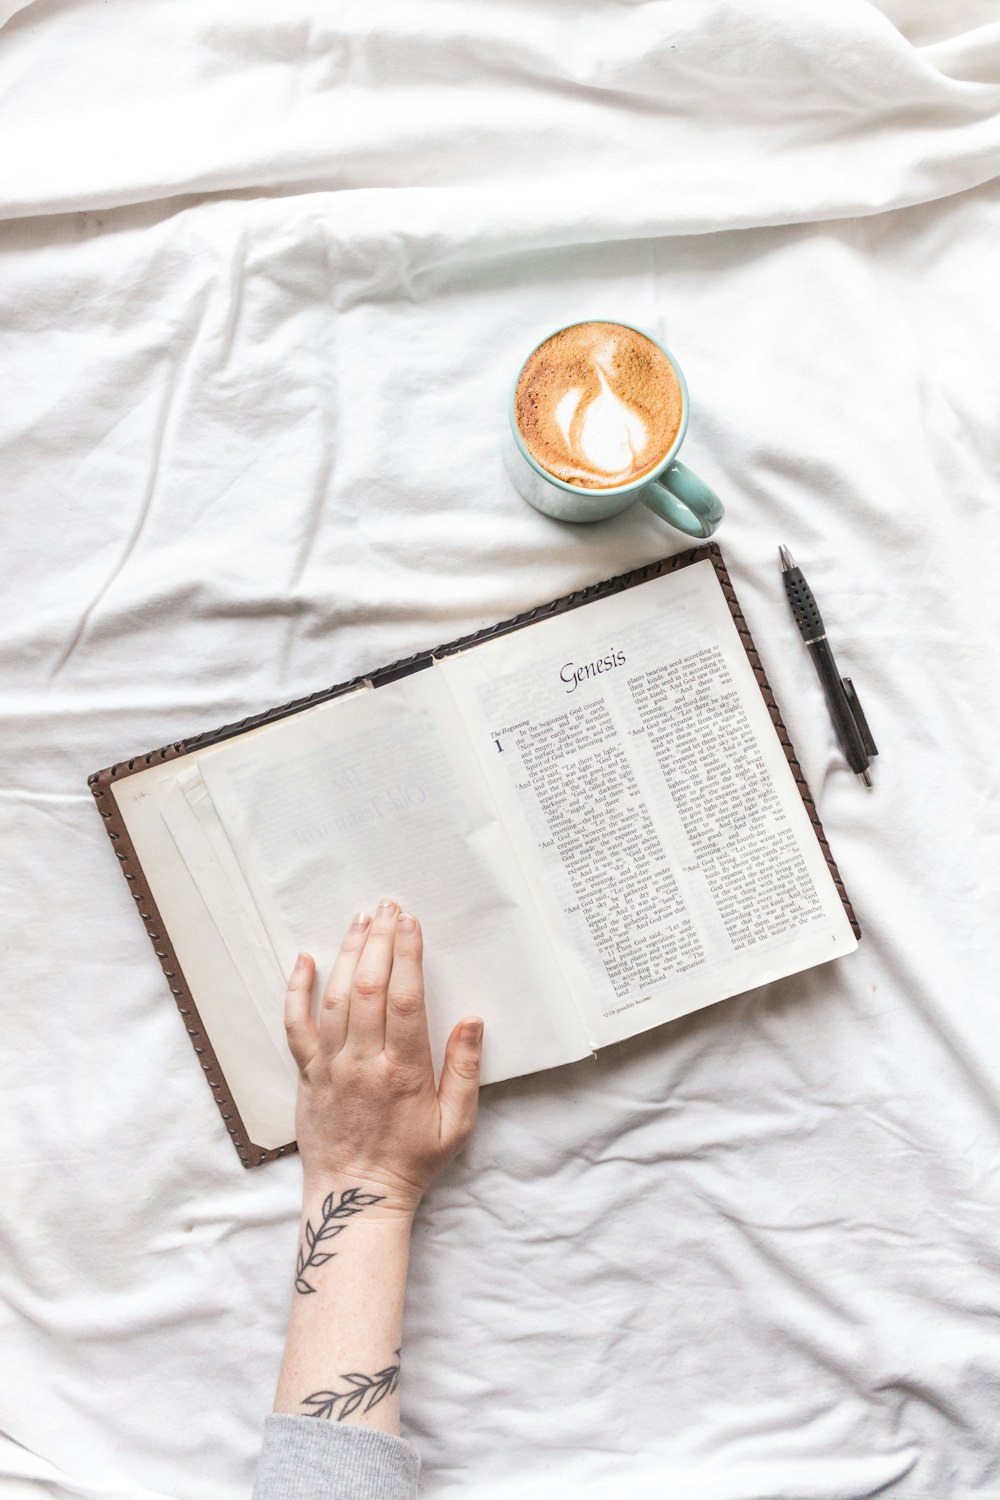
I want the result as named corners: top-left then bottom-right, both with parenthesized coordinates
top-left (460, 1020), bottom-right (484, 1046)
top-left (377, 897), bottom-right (398, 915)
top-left (351, 911), bottom-right (371, 930)
top-left (293, 952), bottom-right (307, 973)
top-left (398, 913), bottom-right (416, 933)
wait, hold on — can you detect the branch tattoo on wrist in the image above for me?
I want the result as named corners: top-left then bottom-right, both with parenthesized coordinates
top-left (295, 1186), bottom-right (386, 1295)
top-left (301, 1350), bottom-right (401, 1422)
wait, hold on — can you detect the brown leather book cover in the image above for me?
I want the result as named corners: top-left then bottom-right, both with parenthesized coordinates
top-left (89, 544), bottom-right (859, 1168)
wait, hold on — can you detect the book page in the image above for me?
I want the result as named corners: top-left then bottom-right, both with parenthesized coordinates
top-left (440, 560), bottom-right (857, 1051)
top-left (188, 668), bottom-right (591, 1086)
top-left (110, 725), bottom-right (327, 1152)
top-left (157, 768), bottom-right (292, 1060)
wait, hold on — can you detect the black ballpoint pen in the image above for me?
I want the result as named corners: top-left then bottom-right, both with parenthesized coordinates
top-left (778, 546), bottom-right (878, 789)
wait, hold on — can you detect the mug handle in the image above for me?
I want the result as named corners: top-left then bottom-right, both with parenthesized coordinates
top-left (639, 460), bottom-right (724, 539)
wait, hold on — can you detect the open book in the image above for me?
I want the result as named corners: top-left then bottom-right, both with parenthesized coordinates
top-left (90, 547), bottom-right (858, 1166)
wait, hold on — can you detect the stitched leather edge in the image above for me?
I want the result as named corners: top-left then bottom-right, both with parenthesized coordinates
top-left (88, 747), bottom-right (291, 1169)
top-left (707, 550), bottom-right (861, 940)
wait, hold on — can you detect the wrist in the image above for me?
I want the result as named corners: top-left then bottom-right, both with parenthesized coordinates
top-left (300, 1171), bottom-right (421, 1226)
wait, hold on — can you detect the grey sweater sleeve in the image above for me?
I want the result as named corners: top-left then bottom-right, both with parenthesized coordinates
top-left (251, 1414), bottom-right (420, 1500)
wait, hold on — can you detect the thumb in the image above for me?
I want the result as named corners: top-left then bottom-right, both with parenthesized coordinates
top-left (283, 952), bottom-right (319, 1071)
top-left (438, 1017), bottom-right (484, 1151)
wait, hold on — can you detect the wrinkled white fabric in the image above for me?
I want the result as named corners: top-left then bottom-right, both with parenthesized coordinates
top-left (2, 2), bottom-right (999, 1498)
top-left (0, 1427), bottom-right (175, 1500)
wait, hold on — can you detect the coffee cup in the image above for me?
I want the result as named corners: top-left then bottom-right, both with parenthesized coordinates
top-left (502, 319), bottom-right (723, 538)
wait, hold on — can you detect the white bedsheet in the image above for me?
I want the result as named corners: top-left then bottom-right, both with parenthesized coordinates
top-left (2, 2), bottom-right (999, 1496)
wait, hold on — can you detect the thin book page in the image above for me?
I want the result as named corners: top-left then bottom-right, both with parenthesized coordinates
top-left (156, 768), bottom-right (294, 1075)
top-left (440, 559), bottom-right (858, 1052)
top-left (111, 739), bottom-right (306, 1149)
top-left (189, 666), bottom-right (592, 1085)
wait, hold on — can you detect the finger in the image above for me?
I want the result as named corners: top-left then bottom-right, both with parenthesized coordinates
top-left (437, 1017), bottom-right (484, 1152)
top-left (345, 897), bottom-right (398, 1057)
top-left (384, 914), bottom-right (432, 1069)
top-left (319, 911), bottom-right (372, 1056)
top-left (284, 952), bottom-right (319, 1070)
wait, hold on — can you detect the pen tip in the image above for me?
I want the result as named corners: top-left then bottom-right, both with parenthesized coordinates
top-left (778, 545), bottom-right (795, 572)
top-left (859, 769), bottom-right (873, 789)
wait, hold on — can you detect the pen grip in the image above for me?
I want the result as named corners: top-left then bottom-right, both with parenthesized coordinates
top-left (782, 566), bottom-right (825, 643)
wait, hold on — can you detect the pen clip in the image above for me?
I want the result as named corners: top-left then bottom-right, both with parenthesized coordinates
top-left (841, 677), bottom-right (878, 758)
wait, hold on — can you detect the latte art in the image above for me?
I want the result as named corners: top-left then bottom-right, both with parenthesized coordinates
top-left (515, 323), bottom-right (682, 490)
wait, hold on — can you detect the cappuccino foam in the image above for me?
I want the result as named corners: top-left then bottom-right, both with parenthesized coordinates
top-left (514, 322), bottom-right (682, 490)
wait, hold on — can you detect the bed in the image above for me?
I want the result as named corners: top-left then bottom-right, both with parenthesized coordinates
top-left (3, 2), bottom-right (999, 1496)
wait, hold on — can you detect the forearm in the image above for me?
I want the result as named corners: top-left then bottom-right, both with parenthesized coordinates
top-left (255, 908), bottom-right (481, 1500)
top-left (273, 1178), bottom-right (414, 1436)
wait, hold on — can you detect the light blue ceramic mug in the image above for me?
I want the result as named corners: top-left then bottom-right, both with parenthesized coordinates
top-left (502, 319), bottom-right (723, 538)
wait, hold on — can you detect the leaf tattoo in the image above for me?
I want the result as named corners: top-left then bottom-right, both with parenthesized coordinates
top-left (301, 1350), bottom-right (401, 1422)
top-left (294, 1186), bottom-right (386, 1295)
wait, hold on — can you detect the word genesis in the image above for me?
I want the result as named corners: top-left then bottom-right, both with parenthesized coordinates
top-left (560, 649), bottom-right (626, 694)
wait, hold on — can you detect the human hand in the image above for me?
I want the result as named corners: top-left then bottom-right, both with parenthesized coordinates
top-left (283, 900), bottom-right (485, 1220)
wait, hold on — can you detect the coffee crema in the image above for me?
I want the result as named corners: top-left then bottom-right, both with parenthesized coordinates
top-left (514, 322), bottom-right (683, 490)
